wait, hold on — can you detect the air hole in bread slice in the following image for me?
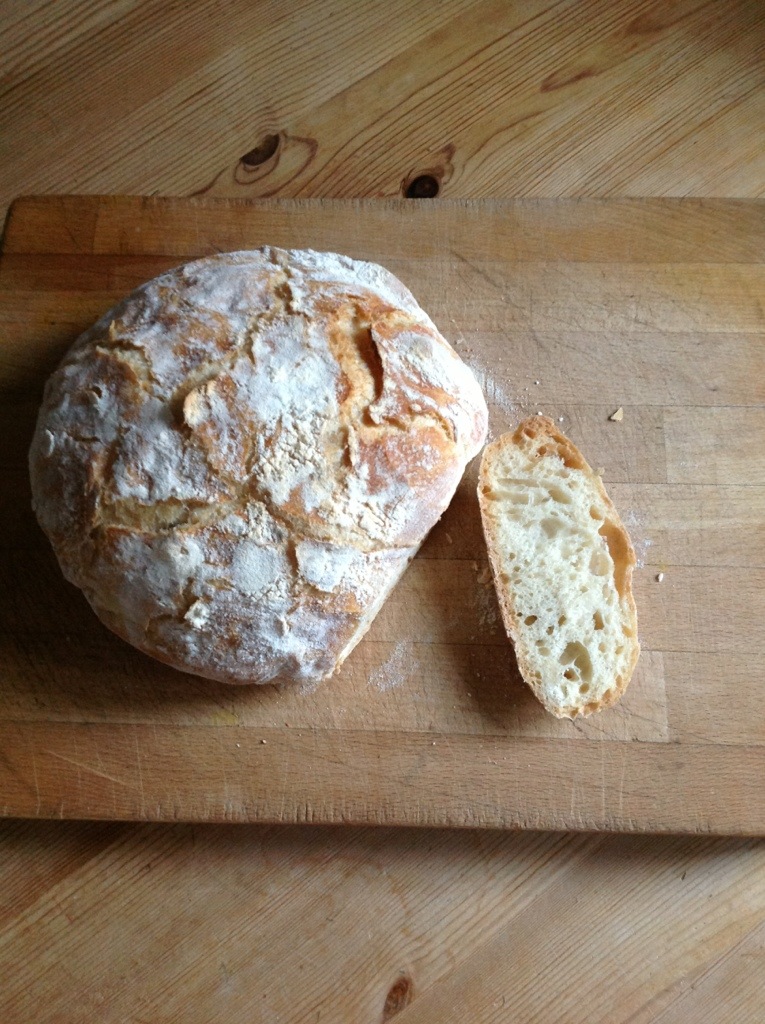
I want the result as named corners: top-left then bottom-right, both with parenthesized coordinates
top-left (537, 442), bottom-right (581, 468)
top-left (589, 549), bottom-right (610, 576)
top-left (541, 517), bottom-right (564, 539)
top-left (559, 641), bottom-right (593, 684)
top-left (548, 485), bottom-right (572, 505)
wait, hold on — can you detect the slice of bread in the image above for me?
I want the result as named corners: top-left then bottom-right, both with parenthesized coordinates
top-left (478, 417), bottom-right (639, 718)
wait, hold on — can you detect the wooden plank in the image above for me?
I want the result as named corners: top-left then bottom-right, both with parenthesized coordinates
top-left (0, 819), bottom-right (127, 929)
top-left (461, 330), bottom-right (765, 408)
top-left (1, 822), bottom-right (762, 1024)
top-left (644, 918), bottom-right (765, 1024)
top-left (608, 484), bottom-right (765, 570)
top-left (665, 408), bottom-right (765, 485)
top-left (0, 0), bottom-right (475, 208)
top-left (6, 195), bottom-right (765, 261)
top-left (7, 260), bottom-right (765, 331)
top-left (282, 0), bottom-right (765, 201)
top-left (666, 652), bottom-right (765, 746)
top-left (385, 834), bottom-right (765, 1024)
top-left (635, 566), bottom-right (765, 656)
top-left (1, 723), bottom-right (764, 833)
top-left (0, 823), bottom-right (587, 1022)
top-left (2, 0), bottom-right (764, 211)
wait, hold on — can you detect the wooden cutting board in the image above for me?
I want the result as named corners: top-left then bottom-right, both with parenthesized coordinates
top-left (1, 196), bottom-right (764, 834)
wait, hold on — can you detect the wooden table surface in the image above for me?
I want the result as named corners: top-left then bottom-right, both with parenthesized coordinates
top-left (1, 2), bottom-right (764, 1021)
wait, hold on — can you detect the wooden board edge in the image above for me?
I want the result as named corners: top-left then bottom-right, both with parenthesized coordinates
top-left (1, 723), bottom-right (763, 835)
top-left (3, 194), bottom-right (765, 261)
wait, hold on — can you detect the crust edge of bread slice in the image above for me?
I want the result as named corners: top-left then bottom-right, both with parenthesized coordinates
top-left (478, 416), bottom-right (640, 718)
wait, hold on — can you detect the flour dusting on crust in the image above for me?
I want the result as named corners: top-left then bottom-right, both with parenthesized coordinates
top-left (30, 248), bottom-right (488, 684)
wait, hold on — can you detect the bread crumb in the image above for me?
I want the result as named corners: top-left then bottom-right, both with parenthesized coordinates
top-left (536, 410), bottom-right (543, 416)
top-left (558, 416), bottom-right (564, 423)
top-left (444, 532), bottom-right (453, 545)
top-left (235, 743), bottom-right (241, 748)
top-left (534, 380), bottom-right (540, 385)
top-left (596, 467), bottom-right (605, 476)
top-left (260, 739), bottom-right (267, 744)
top-left (609, 407), bottom-right (624, 422)
top-left (656, 572), bottom-right (664, 583)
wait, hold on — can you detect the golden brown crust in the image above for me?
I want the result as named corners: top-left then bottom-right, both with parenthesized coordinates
top-left (30, 248), bottom-right (488, 685)
top-left (478, 417), bottom-right (639, 718)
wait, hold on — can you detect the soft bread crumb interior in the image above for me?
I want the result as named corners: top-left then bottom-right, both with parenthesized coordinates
top-left (480, 421), bottom-right (637, 716)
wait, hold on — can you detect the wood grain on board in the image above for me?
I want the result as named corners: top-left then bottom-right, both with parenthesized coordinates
top-left (1, 820), bottom-right (765, 1024)
top-left (1, 195), bottom-right (763, 833)
top-left (2, 0), bottom-right (765, 216)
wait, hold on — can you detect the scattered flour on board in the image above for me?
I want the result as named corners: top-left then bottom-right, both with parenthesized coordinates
top-left (473, 565), bottom-right (501, 630)
top-left (465, 362), bottom-right (519, 421)
top-left (297, 675), bottom-right (325, 696)
top-left (622, 508), bottom-right (653, 569)
top-left (370, 640), bottom-right (411, 692)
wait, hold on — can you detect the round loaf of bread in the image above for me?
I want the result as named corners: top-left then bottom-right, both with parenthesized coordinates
top-left (29, 248), bottom-right (488, 684)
